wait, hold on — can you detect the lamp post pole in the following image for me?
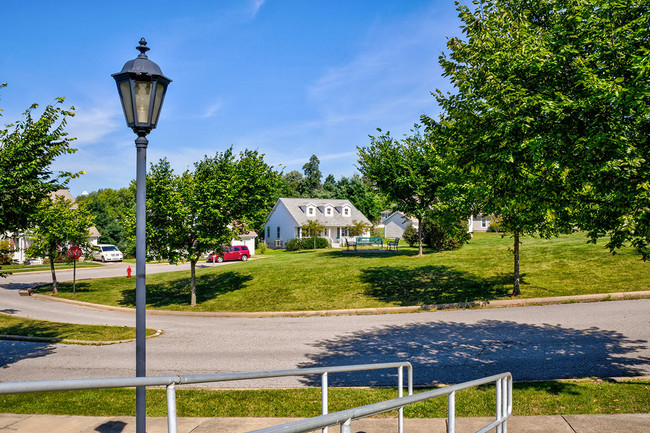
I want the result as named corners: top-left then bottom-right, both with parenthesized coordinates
top-left (113, 38), bottom-right (171, 433)
top-left (135, 133), bottom-right (148, 432)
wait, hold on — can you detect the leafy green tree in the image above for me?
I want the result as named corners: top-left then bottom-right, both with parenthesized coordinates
top-left (76, 187), bottom-right (135, 254)
top-left (146, 149), bottom-right (280, 306)
top-left (358, 128), bottom-right (472, 256)
top-left (300, 154), bottom-right (322, 196)
top-left (323, 174), bottom-right (338, 197)
top-left (300, 219), bottom-right (325, 249)
top-left (426, 0), bottom-right (649, 293)
top-left (0, 88), bottom-right (80, 234)
top-left (26, 195), bottom-right (94, 294)
top-left (278, 170), bottom-right (303, 198)
top-left (346, 220), bottom-right (372, 237)
top-left (336, 175), bottom-right (389, 224)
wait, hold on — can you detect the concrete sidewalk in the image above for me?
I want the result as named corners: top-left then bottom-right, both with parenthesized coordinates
top-left (1, 414), bottom-right (650, 432)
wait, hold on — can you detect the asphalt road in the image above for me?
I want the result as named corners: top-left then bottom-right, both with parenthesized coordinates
top-left (1, 265), bottom-right (649, 388)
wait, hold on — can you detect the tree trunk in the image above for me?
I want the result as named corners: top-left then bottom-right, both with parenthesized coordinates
top-left (49, 254), bottom-right (58, 294)
top-left (417, 217), bottom-right (423, 256)
top-left (513, 230), bottom-right (521, 296)
top-left (190, 260), bottom-right (197, 306)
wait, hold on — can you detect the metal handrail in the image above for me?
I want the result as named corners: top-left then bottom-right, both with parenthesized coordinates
top-left (0, 362), bottom-right (413, 433)
top-left (250, 372), bottom-right (513, 433)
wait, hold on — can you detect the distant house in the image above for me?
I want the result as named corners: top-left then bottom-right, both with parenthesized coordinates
top-left (230, 230), bottom-right (257, 256)
top-left (264, 198), bottom-right (371, 248)
top-left (2, 189), bottom-right (101, 264)
top-left (469, 214), bottom-right (493, 233)
top-left (383, 211), bottom-right (419, 239)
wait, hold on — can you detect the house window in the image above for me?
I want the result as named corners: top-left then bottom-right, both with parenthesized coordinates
top-left (267, 226), bottom-right (270, 238)
top-left (325, 207), bottom-right (332, 216)
top-left (481, 217), bottom-right (488, 228)
top-left (296, 227), bottom-right (301, 238)
top-left (277, 226), bottom-right (281, 238)
top-left (307, 206), bottom-right (315, 216)
top-left (343, 207), bottom-right (350, 217)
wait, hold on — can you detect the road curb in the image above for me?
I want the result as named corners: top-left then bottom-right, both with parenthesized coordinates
top-left (28, 290), bottom-right (650, 318)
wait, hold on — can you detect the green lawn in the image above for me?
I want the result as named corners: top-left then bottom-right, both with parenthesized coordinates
top-left (0, 314), bottom-right (157, 343)
top-left (35, 232), bottom-right (649, 312)
top-left (0, 380), bottom-right (647, 417)
top-left (2, 261), bottom-right (103, 274)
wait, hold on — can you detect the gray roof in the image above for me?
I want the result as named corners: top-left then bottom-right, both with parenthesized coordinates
top-left (275, 197), bottom-right (371, 227)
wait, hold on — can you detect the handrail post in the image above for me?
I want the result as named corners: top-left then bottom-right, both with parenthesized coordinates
top-left (398, 366), bottom-right (404, 433)
top-left (166, 383), bottom-right (178, 433)
top-left (503, 376), bottom-right (510, 433)
top-left (496, 378), bottom-right (503, 433)
top-left (322, 372), bottom-right (328, 433)
top-left (447, 390), bottom-right (455, 433)
top-left (408, 364), bottom-right (413, 396)
top-left (340, 418), bottom-right (351, 433)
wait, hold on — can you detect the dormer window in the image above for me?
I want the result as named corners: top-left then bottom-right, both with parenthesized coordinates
top-left (306, 205), bottom-right (316, 216)
top-left (325, 206), bottom-right (333, 216)
top-left (342, 206), bottom-right (351, 217)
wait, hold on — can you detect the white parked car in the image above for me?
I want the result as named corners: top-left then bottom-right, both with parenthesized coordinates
top-left (92, 244), bottom-right (123, 262)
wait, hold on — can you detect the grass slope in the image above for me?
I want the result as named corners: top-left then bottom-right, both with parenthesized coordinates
top-left (0, 380), bottom-right (647, 417)
top-left (36, 232), bottom-right (649, 312)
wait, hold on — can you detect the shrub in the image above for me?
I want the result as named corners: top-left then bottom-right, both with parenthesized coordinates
top-left (403, 225), bottom-right (419, 247)
top-left (258, 241), bottom-right (267, 255)
top-left (421, 218), bottom-right (471, 251)
top-left (286, 237), bottom-right (330, 251)
top-left (300, 236), bottom-right (329, 249)
top-left (285, 239), bottom-right (302, 251)
top-left (371, 227), bottom-right (384, 238)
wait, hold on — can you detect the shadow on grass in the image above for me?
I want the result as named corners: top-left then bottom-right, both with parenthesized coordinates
top-left (118, 271), bottom-right (252, 307)
top-left (298, 320), bottom-right (650, 387)
top-left (320, 249), bottom-right (422, 259)
top-left (361, 265), bottom-right (516, 305)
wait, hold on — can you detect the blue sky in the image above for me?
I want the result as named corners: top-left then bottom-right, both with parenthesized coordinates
top-left (1, 1), bottom-right (462, 197)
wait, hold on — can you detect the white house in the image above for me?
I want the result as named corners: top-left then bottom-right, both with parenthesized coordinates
top-left (383, 211), bottom-right (419, 239)
top-left (264, 198), bottom-right (371, 248)
top-left (2, 189), bottom-right (101, 264)
top-left (469, 214), bottom-right (493, 233)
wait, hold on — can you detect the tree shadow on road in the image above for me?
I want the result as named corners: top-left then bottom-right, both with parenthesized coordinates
top-left (0, 340), bottom-right (55, 368)
top-left (297, 319), bottom-right (650, 387)
top-left (361, 265), bottom-right (515, 305)
top-left (118, 271), bottom-right (252, 307)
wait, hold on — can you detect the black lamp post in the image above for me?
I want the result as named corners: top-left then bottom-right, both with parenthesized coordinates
top-left (113, 38), bottom-right (171, 433)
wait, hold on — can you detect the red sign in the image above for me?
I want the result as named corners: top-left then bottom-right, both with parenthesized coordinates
top-left (67, 246), bottom-right (82, 260)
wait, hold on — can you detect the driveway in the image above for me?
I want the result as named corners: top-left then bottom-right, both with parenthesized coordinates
top-left (1, 265), bottom-right (649, 388)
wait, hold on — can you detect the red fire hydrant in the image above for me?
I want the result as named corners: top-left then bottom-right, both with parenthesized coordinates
top-left (127, 266), bottom-right (132, 278)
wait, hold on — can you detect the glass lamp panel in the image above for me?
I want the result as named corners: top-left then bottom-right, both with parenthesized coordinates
top-left (151, 83), bottom-right (165, 125)
top-left (119, 81), bottom-right (134, 124)
top-left (134, 81), bottom-right (152, 124)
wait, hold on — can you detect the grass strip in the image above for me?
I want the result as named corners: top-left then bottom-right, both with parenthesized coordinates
top-left (0, 314), bottom-right (157, 343)
top-left (1, 262), bottom-right (102, 274)
top-left (0, 380), bottom-right (647, 417)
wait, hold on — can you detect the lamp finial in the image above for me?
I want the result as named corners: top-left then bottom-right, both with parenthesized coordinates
top-left (136, 38), bottom-right (150, 58)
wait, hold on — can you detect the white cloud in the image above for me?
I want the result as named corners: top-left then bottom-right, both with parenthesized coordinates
top-left (66, 104), bottom-right (121, 147)
top-left (201, 100), bottom-right (224, 119)
top-left (250, 0), bottom-right (266, 17)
